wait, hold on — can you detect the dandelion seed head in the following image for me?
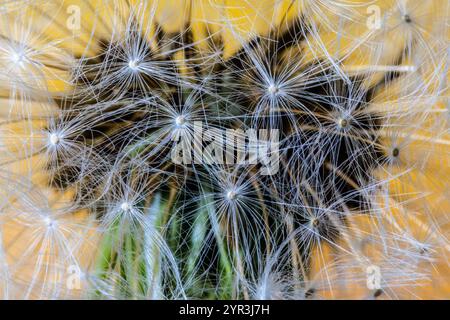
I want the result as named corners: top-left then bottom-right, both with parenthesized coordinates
top-left (1, 0), bottom-right (446, 300)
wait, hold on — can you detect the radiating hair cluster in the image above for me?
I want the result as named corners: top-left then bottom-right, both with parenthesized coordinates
top-left (0, 0), bottom-right (448, 299)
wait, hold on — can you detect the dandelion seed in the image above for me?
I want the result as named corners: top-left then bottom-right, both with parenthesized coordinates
top-left (304, 288), bottom-right (315, 299)
top-left (175, 115), bottom-right (186, 127)
top-left (43, 216), bottom-right (57, 229)
top-left (267, 83), bottom-right (279, 96)
top-left (10, 51), bottom-right (26, 68)
top-left (392, 147), bottom-right (400, 158)
top-left (226, 189), bottom-right (237, 201)
top-left (373, 289), bottom-right (383, 298)
top-left (120, 202), bottom-right (132, 212)
top-left (310, 218), bottom-right (319, 228)
top-left (337, 117), bottom-right (349, 129)
top-left (403, 15), bottom-right (412, 24)
top-left (48, 133), bottom-right (61, 146)
top-left (128, 59), bottom-right (140, 71)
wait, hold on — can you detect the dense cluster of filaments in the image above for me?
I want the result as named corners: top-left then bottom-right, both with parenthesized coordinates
top-left (48, 17), bottom-right (387, 298)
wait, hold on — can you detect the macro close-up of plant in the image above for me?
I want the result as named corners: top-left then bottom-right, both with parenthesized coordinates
top-left (0, 0), bottom-right (448, 300)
